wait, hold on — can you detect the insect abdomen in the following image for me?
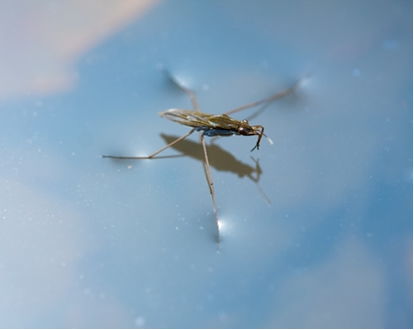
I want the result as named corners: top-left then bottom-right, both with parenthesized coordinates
top-left (196, 127), bottom-right (235, 137)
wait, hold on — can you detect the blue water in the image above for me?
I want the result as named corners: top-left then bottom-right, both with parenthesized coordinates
top-left (0, 0), bottom-right (412, 328)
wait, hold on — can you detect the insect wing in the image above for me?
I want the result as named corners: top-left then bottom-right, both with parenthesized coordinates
top-left (160, 109), bottom-right (220, 129)
top-left (205, 113), bottom-right (239, 130)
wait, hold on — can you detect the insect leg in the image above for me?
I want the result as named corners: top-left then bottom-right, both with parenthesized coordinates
top-left (162, 69), bottom-right (200, 112)
top-left (200, 133), bottom-right (220, 244)
top-left (102, 128), bottom-right (196, 159)
top-left (225, 79), bottom-right (302, 116)
top-left (162, 68), bottom-right (220, 244)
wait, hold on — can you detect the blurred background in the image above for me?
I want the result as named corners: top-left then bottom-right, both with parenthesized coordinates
top-left (0, 0), bottom-right (412, 328)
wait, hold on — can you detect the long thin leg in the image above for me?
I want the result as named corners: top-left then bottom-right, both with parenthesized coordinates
top-left (103, 70), bottom-right (202, 160)
top-left (225, 78), bottom-right (303, 116)
top-left (200, 133), bottom-right (220, 244)
top-left (161, 68), bottom-right (200, 111)
top-left (162, 68), bottom-right (221, 243)
top-left (102, 128), bottom-right (195, 159)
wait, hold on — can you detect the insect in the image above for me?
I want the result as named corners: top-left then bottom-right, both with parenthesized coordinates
top-left (159, 109), bottom-right (267, 152)
top-left (103, 69), bottom-right (301, 244)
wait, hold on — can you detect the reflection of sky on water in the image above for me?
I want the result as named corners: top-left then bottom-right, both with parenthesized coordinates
top-left (0, 0), bottom-right (412, 328)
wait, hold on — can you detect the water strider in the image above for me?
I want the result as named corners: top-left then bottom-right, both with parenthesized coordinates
top-left (103, 69), bottom-right (303, 244)
top-left (159, 109), bottom-right (269, 152)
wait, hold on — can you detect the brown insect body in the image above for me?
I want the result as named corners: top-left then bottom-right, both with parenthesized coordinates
top-left (160, 109), bottom-right (264, 151)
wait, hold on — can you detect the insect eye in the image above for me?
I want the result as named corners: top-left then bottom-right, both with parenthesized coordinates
top-left (238, 127), bottom-right (252, 135)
